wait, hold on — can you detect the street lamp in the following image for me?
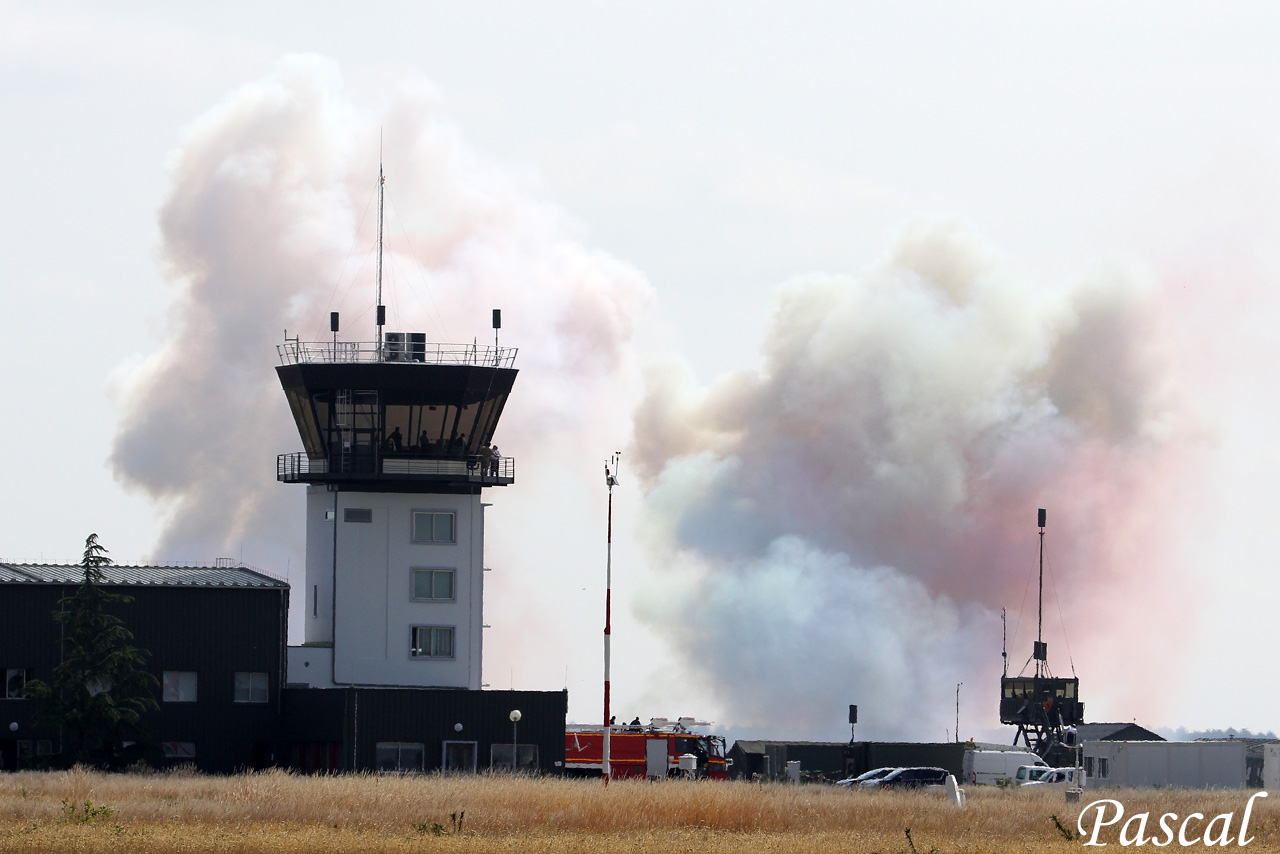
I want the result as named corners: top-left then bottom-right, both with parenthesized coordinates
top-left (509, 709), bottom-right (521, 773)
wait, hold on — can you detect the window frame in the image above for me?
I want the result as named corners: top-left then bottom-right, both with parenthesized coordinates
top-left (344, 508), bottom-right (373, 523)
top-left (162, 741), bottom-right (197, 759)
top-left (233, 671), bottom-right (270, 704)
top-left (375, 741), bottom-right (424, 773)
top-left (411, 568), bottom-right (457, 602)
top-left (5, 668), bottom-right (26, 699)
top-left (442, 740), bottom-right (478, 773)
top-left (410, 625), bottom-right (456, 660)
top-left (162, 670), bottom-right (198, 703)
top-left (411, 510), bottom-right (456, 544)
top-left (490, 742), bottom-right (539, 771)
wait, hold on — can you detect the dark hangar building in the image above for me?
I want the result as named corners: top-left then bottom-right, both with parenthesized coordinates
top-left (1, 562), bottom-right (286, 772)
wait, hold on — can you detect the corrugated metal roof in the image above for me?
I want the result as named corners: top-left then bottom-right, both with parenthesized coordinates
top-left (0, 562), bottom-right (288, 589)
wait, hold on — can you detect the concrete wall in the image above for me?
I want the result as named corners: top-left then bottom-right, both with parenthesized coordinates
top-left (304, 486), bottom-right (485, 689)
top-left (1262, 744), bottom-right (1280, 790)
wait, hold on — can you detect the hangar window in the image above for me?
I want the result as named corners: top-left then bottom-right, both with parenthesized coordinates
top-left (162, 671), bottom-right (198, 703)
top-left (376, 742), bottom-right (423, 772)
top-left (5, 668), bottom-right (26, 699)
top-left (491, 743), bottom-right (539, 771)
top-left (162, 741), bottom-right (196, 759)
top-left (234, 672), bottom-right (269, 704)
top-left (443, 741), bottom-right (478, 772)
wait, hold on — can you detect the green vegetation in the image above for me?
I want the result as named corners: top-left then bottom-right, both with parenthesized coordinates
top-left (22, 534), bottom-right (159, 766)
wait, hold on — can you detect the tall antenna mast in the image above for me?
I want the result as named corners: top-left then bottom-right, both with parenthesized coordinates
top-left (375, 148), bottom-right (386, 359)
top-left (602, 453), bottom-right (621, 785)
top-left (1034, 508), bottom-right (1048, 677)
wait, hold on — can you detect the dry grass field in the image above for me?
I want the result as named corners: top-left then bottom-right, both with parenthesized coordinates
top-left (2, 768), bottom-right (1278, 853)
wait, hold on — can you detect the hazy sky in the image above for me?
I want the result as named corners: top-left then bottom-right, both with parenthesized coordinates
top-left (3, 1), bottom-right (1279, 741)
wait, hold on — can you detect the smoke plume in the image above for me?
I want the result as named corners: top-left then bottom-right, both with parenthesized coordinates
top-left (110, 55), bottom-right (1198, 735)
top-left (111, 55), bottom-right (649, 604)
top-left (632, 220), bottom-right (1196, 739)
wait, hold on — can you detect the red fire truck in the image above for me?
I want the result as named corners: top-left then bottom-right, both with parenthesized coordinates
top-left (564, 717), bottom-right (729, 779)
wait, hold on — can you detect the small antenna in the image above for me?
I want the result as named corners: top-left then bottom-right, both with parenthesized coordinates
top-left (1001, 607), bottom-right (1008, 677)
top-left (375, 141), bottom-right (386, 360)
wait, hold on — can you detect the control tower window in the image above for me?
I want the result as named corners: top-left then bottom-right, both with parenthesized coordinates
top-left (412, 568), bottom-right (456, 601)
top-left (381, 403), bottom-right (501, 457)
top-left (412, 511), bottom-right (456, 544)
top-left (411, 626), bottom-right (455, 659)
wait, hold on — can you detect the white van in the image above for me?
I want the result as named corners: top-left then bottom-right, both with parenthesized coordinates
top-left (962, 749), bottom-right (1047, 786)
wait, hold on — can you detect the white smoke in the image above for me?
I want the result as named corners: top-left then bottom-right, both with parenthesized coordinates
top-left (110, 55), bottom-right (650, 649)
top-left (632, 220), bottom-right (1195, 739)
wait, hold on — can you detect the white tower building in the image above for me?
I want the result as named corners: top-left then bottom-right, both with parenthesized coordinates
top-left (278, 329), bottom-right (516, 689)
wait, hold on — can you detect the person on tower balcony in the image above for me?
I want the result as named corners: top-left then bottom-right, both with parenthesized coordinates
top-left (389, 426), bottom-right (403, 453)
top-left (489, 444), bottom-right (500, 476)
top-left (479, 443), bottom-right (493, 477)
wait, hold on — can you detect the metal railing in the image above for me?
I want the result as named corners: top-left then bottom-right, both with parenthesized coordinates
top-left (278, 340), bottom-right (517, 368)
top-left (277, 452), bottom-right (515, 483)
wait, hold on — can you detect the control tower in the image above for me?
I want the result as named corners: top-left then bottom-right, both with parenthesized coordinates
top-left (277, 323), bottom-right (516, 690)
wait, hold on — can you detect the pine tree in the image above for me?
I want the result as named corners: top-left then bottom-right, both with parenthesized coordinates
top-left (24, 534), bottom-right (159, 765)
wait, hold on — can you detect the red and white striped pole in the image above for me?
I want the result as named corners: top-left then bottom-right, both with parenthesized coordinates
top-left (603, 455), bottom-right (620, 785)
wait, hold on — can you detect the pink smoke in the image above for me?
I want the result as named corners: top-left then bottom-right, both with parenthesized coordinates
top-left (630, 221), bottom-right (1201, 738)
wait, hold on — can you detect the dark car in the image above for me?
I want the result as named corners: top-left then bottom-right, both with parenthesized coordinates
top-left (836, 766), bottom-right (899, 787)
top-left (867, 766), bottom-right (950, 789)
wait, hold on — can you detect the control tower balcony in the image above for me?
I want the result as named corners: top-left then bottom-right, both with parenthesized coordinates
top-left (278, 339), bottom-right (516, 369)
top-left (277, 451), bottom-right (514, 486)
top-left (276, 335), bottom-right (518, 492)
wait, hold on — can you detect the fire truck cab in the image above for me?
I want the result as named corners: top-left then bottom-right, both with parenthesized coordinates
top-left (565, 717), bottom-right (729, 779)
